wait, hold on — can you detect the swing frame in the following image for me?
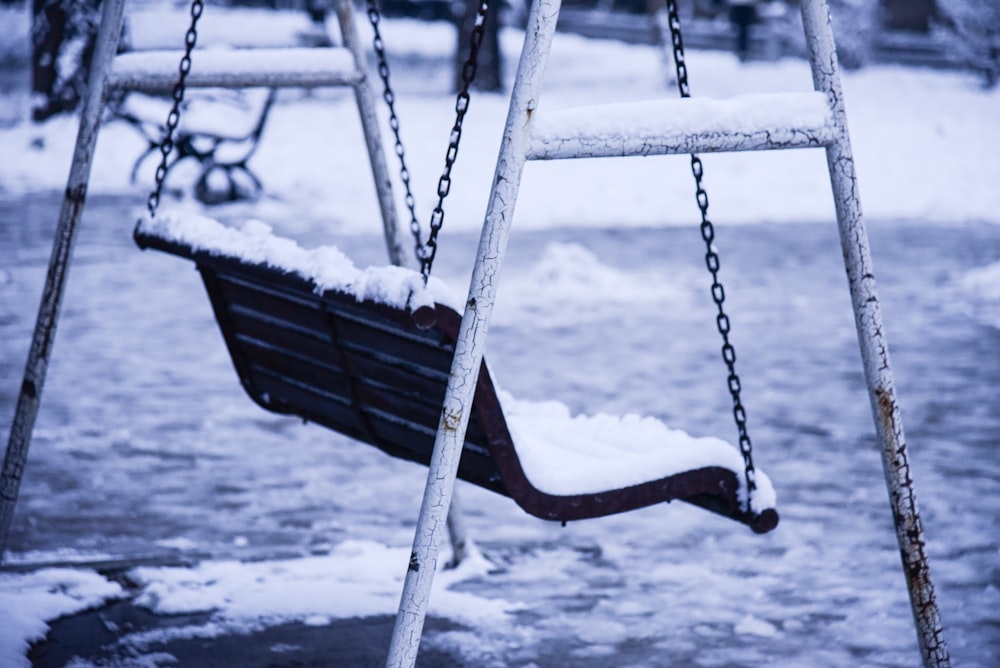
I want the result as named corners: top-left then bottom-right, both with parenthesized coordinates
top-left (0, 0), bottom-right (950, 666)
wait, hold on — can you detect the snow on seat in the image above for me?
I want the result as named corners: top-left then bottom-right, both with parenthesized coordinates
top-left (503, 395), bottom-right (775, 504)
top-left (526, 92), bottom-right (836, 160)
top-left (109, 47), bottom-right (362, 92)
top-left (135, 211), bottom-right (778, 532)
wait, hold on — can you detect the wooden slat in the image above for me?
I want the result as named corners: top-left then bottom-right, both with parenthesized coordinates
top-left (364, 412), bottom-right (504, 492)
top-left (347, 354), bottom-right (446, 402)
top-left (237, 335), bottom-right (352, 398)
top-left (249, 368), bottom-right (363, 434)
top-left (225, 307), bottom-right (335, 364)
top-left (325, 297), bottom-right (456, 371)
top-left (216, 275), bottom-right (328, 329)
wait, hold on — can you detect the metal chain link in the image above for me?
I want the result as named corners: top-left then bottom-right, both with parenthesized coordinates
top-left (664, 0), bottom-right (757, 500)
top-left (366, 0), bottom-right (490, 281)
top-left (365, 0), bottom-right (421, 258)
top-left (147, 0), bottom-right (204, 217)
top-left (423, 0), bottom-right (489, 279)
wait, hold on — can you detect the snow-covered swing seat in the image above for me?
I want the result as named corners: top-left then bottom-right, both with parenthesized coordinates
top-left (135, 212), bottom-right (778, 533)
top-left (123, 0), bottom-right (775, 534)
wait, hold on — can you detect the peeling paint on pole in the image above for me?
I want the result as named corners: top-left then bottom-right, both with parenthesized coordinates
top-left (388, 1), bottom-right (951, 665)
top-left (384, 0), bottom-right (560, 664)
top-left (800, 1), bottom-right (950, 666)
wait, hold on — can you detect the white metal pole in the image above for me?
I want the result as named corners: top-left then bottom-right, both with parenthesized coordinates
top-left (384, 0), bottom-right (562, 664)
top-left (799, 2), bottom-right (950, 666)
top-left (0, 0), bottom-right (127, 560)
top-left (341, 0), bottom-right (474, 561)
top-left (336, 0), bottom-right (407, 267)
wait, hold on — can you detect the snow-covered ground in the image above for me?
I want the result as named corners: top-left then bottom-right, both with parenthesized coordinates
top-left (0, 4), bottom-right (998, 667)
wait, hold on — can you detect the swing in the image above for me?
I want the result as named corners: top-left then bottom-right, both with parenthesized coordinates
top-left (135, 0), bottom-right (778, 533)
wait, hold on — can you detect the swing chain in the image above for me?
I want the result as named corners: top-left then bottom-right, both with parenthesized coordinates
top-left (425, 0), bottom-right (490, 279)
top-left (365, 0), bottom-right (490, 281)
top-left (664, 0), bottom-right (757, 500)
top-left (365, 0), bottom-right (421, 257)
top-left (147, 0), bottom-right (204, 217)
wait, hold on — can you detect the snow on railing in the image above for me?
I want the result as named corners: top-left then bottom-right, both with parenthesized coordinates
top-left (109, 47), bottom-right (360, 92)
top-left (527, 92), bottom-right (835, 160)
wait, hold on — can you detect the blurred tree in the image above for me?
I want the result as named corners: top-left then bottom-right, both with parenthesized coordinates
top-left (828, 0), bottom-right (882, 69)
top-left (31, 0), bottom-right (101, 122)
top-left (453, 0), bottom-right (503, 92)
top-left (934, 0), bottom-right (1000, 88)
top-left (727, 0), bottom-right (758, 62)
top-left (881, 0), bottom-right (935, 31)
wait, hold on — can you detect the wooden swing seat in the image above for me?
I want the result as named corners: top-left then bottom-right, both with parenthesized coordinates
top-left (135, 218), bottom-right (777, 533)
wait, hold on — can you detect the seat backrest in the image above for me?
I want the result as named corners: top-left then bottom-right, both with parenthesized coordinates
top-left (195, 256), bottom-right (511, 496)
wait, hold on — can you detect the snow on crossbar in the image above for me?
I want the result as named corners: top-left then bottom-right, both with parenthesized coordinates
top-left (526, 92), bottom-right (836, 160)
top-left (109, 47), bottom-right (362, 92)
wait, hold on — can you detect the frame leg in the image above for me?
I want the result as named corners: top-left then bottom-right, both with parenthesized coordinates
top-left (383, 1), bottom-right (561, 665)
top-left (801, 2), bottom-right (949, 665)
top-left (0, 0), bottom-right (126, 561)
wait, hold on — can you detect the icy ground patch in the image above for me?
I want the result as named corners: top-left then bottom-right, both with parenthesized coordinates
top-left (0, 568), bottom-right (125, 668)
top-left (2, 205), bottom-right (996, 666)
